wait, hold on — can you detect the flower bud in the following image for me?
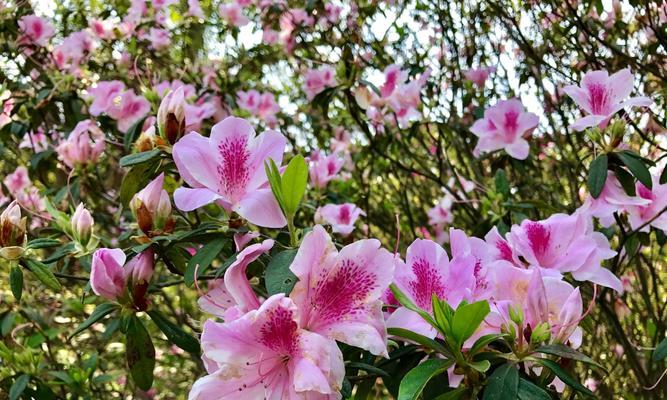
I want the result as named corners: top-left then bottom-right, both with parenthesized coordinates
top-left (135, 125), bottom-right (159, 152)
top-left (90, 248), bottom-right (127, 302)
top-left (0, 201), bottom-right (26, 248)
top-left (157, 87), bottom-right (186, 145)
top-left (508, 304), bottom-right (524, 326)
top-left (71, 203), bottom-right (94, 246)
top-left (125, 249), bottom-right (155, 285)
top-left (130, 173), bottom-right (172, 235)
top-left (530, 322), bottom-right (551, 344)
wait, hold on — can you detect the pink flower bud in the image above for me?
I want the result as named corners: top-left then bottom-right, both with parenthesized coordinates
top-left (90, 248), bottom-right (127, 301)
top-left (71, 203), bottom-right (94, 246)
top-left (157, 87), bottom-right (186, 144)
top-left (125, 249), bottom-right (155, 284)
top-left (0, 200), bottom-right (25, 248)
top-left (56, 120), bottom-right (106, 168)
top-left (130, 173), bottom-right (172, 235)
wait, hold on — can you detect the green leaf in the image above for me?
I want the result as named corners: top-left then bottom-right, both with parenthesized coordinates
top-left (469, 359), bottom-right (491, 373)
top-left (265, 159), bottom-right (285, 212)
top-left (346, 362), bottom-right (390, 378)
top-left (534, 358), bottom-right (594, 397)
top-left (9, 374), bottom-right (30, 400)
top-left (387, 328), bottom-right (452, 358)
top-left (119, 161), bottom-right (160, 207)
top-left (126, 316), bottom-right (155, 391)
top-left (397, 358), bottom-right (454, 400)
top-left (535, 344), bottom-right (604, 370)
top-left (469, 334), bottom-right (508, 356)
top-left (494, 169), bottom-right (510, 197)
top-left (433, 387), bottom-right (468, 400)
top-left (653, 338), bottom-right (667, 361)
top-left (432, 295), bottom-right (453, 337)
top-left (451, 300), bottom-right (490, 346)
top-left (184, 238), bottom-right (226, 287)
top-left (22, 259), bottom-right (61, 291)
top-left (119, 149), bottom-right (162, 168)
top-left (613, 167), bottom-right (636, 196)
top-left (42, 243), bottom-right (76, 264)
top-left (587, 154), bottom-right (608, 199)
top-left (280, 155), bottom-right (308, 217)
top-left (26, 238), bottom-right (62, 249)
top-left (518, 378), bottom-right (552, 400)
top-left (69, 303), bottom-right (119, 339)
top-left (389, 284), bottom-right (438, 329)
top-left (10, 266), bottom-right (23, 301)
top-left (265, 249), bottom-right (298, 295)
top-left (616, 151), bottom-right (652, 189)
top-left (482, 363), bottom-right (518, 400)
top-left (147, 310), bottom-right (200, 354)
top-left (660, 165), bottom-right (667, 185)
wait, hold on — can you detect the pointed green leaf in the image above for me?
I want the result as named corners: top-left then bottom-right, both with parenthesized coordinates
top-left (10, 266), bottom-right (23, 301)
top-left (451, 300), bottom-right (490, 346)
top-left (482, 363), bottom-right (518, 400)
top-left (653, 338), bottom-right (667, 361)
top-left (518, 378), bottom-right (552, 400)
top-left (616, 151), bottom-right (652, 189)
top-left (147, 310), bottom-right (200, 354)
top-left (184, 238), bottom-right (226, 287)
top-left (587, 154), bottom-right (608, 199)
top-left (265, 249), bottom-right (298, 295)
top-left (398, 358), bottom-right (454, 400)
top-left (119, 149), bottom-right (162, 168)
top-left (534, 358), bottom-right (594, 397)
top-left (9, 374), bottom-right (30, 400)
top-left (126, 316), bottom-right (155, 391)
top-left (69, 303), bottom-right (119, 339)
top-left (535, 344), bottom-right (604, 370)
top-left (280, 155), bottom-right (308, 217)
top-left (22, 259), bottom-right (61, 291)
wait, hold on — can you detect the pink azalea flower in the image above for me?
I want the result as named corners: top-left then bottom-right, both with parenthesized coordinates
top-left (18, 129), bottom-right (49, 153)
top-left (563, 68), bottom-right (652, 131)
top-left (380, 64), bottom-right (408, 98)
top-left (89, 18), bottom-right (111, 39)
top-left (53, 30), bottom-right (97, 69)
top-left (489, 264), bottom-right (583, 347)
top-left (449, 228), bottom-right (495, 300)
top-left (197, 239), bottom-right (273, 321)
top-left (427, 195), bottom-right (454, 226)
top-left (219, 3), bottom-right (250, 27)
top-left (483, 226), bottom-right (516, 263)
top-left (56, 120), bottom-right (106, 168)
top-left (4, 166), bottom-right (30, 194)
top-left (233, 231), bottom-right (260, 251)
top-left (309, 150), bottom-right (344, 189)
top-left (185, 101), bottom-right (216, 132)
top-left (0, 96), bottom-right (14, 129)
top-left (91, 248), bottom-right (127, 302)
top-left (507, 213), bottom-right (622, 291)
top-left (236, 90), bottom-right (261, 114)
top-left (386, 238), bottom-right (476, 338)
top-left (625, 174), bottom-right (667, 232)
top-left (87, 80), bottom-right (126, 116)
top-left (314, 203), bottom-right (365, 236)
top-left (257, 92), bottom-right (280, 125)
top-left (18, 15), bottom-right (55, 47)
top-left (302, 66), bottom-right (337, 100)
top-left (172, 116), bottom-right (287, 228)
top-left (463, 66), bottom-right (496, 88)
top-left (156, 80), bottom-right (197, 99)
top-left (470, 99), bottom-right (539, 160)
top-left (107, 90), bottom-right (151, 133)
top-left (187, 0), bottom-right (205, 18)
top-left (190, 294), bottom-right (345, 399)
top-left (579, 171), bottom-right (651, 227)
top-left (146, 28), bottom-right (171, 50)
top-left (289, 225), bottom-right (395, 356)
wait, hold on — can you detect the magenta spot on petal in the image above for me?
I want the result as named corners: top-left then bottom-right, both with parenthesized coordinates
top-left (586, 82), bottom-right (610, 115)
top-left (637, 184), bottom-right (653, 201)
top-left (260, 305), bottom-right (299, 356)
top-left (338, 206), bottom-right (351, 225)
top-left (310, 259), bottom-right (377, 324)
top-left (473, 259), bottom-right (488, 292)
top-left (409, 258), bottom-right (447, 310)
top-left (525, 222), bottom-right (551, 259)
top-left (496, 240), bottom-right (513, 262)
top-left (217, 137), bottom-right (250, 200)
top-left (503, 110), bottom-right (520, 139)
